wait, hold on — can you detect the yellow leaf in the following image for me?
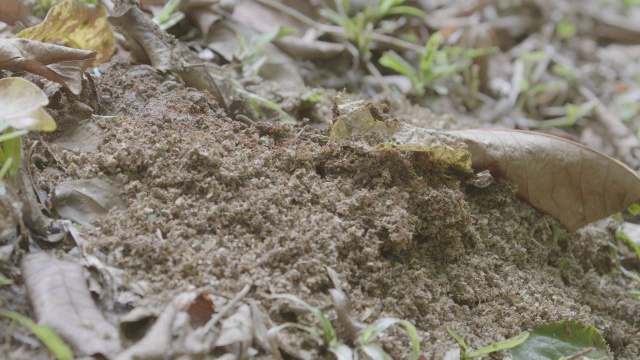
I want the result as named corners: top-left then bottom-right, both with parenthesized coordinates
top-left (17, 0), bottom-right (114, 64)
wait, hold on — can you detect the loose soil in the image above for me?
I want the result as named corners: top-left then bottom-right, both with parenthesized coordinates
top-left (2, 58), bottom-right (638, 359)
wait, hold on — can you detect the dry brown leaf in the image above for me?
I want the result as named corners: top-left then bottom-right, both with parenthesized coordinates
top-left (0, 38), bottom-right (96, 95)
top-left (108, 5), bottom-right (227, 109)
top-left (16, 0), bottom-right (115, 64)
top-left (444, 129), bottom-right (640, 231)
top-left (22, 252), bottom-right (122, 358)
top-left (52, 177), bottom-right (126, 227)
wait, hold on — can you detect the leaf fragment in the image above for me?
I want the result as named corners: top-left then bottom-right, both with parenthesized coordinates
top-left (329, 95), bottom-right (471, 171)
top-left (52, 177), bottom-right (126, 226)
top-left (0, 38), bottom-right (97, 95)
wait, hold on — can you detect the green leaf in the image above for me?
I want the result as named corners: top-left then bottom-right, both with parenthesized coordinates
top-left (271, 294), bottom-right (338, 346)
top-left (379, 51), bottom-right (418, 82)
top-left (628, 203), bottom-right (640, 216)
top-left (509, 321), bottom-right (610, 360)
top-left (420, 32), bottom-right (443, 78)
top-left (361, 318), bottom-right (421, 360)
top-left (387, 6), bottom-right (426, 18)
top-left (446, 326), bottom-right (469, 354)
top-left (0, 310), bottom-right (73, 360)
top-left (361, 343), bottom-right (392, 360)
top-left (467, 332), bottom-right (529, 358)
top-left (615, 228), bottom-right (640, 260)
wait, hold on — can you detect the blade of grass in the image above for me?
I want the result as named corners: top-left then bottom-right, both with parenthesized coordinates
top-left (467, 332), bottom-right (529, 358)
top-left (0, 310), bottom-right (73, 360)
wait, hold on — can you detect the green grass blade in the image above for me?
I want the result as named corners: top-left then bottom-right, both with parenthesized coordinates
top-left (362, 318), bottom-right (421, 359)
top-left (271, 294), bottom-right (338, 346)
top-left (0, 310), bottom-right (73, 360)
top-left (387, 6), bottom-right (426, 17)
top-left (267, 322), bottom-right (324, 343)
top-left (379, 51), bottom-right (418, 82)
top-left (0, 129), bottom-right (28, 143)
top-left (446, 326), bottom-right (468, 354)
top-left (467, 331), bottom-right (529, 358)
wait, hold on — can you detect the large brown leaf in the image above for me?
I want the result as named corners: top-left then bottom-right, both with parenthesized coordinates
top-left (443, 129), bottom-right (640, 231)
top-left (330, 96), bottom-right (640, 231)
top-left (0, 38), bottom-right (96, 95)
top-left (108, 5), bottom-right (227, 110)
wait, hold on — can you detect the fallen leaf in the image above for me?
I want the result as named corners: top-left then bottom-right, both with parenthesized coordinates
top-left (329, 94), bottom-right (471, 170)
top-left (16, 0), bottom-right (115, 64)
top-left (115, 292), bottom-right (198, 360)
top-left (0, 77), bottom-right (56, 131)
top-left (444, 129), bottom-right (640, 231)
top-left (330, 96), bottom-right (640, 231)
top-left (52, 177), bottom-right (126, 226)
top-left (215, 304), bottom-right (253, 356)
top-left (0, 38), bottom-right (97, 95)
top-left (21, 252), bottom-right (122, 358)
top-left (108, 5), bottom-right (227, 110)
top-left (509, 320), bottom-right (610, 360)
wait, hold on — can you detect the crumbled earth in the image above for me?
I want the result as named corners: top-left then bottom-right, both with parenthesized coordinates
top-left (2, 61), bottom-right (639, 359)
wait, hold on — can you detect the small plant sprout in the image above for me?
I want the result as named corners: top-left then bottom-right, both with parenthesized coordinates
top-left (380, 32), bottom-right (495, 95)
top-left (151, 0), bottom-right (185, 31)
top-left (235, 26), bottom-right (296, 78)
top-left (321, 0), bottom-right (425, 64)
top-left (446, 326), bottom-right (529, 360)
top-left (268, 290), bottom-right (422, 360)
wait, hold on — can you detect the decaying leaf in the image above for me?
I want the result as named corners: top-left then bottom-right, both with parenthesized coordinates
top-left (443, 129), bottom-right (640, 231)
top-left (115, 292), bottom-right (197, 360)
top-left (0, 38), bottom-right (97, 95)
top-left (21, 252), bottom-right (122, 358)
top-left (16, 0), bottom-right (115, 64)
top-left (0, 77), bottom-right (55, 131)
top-left (214, 304), bottom-right (253, 356)
top-left (107, 5), bottom-right (227, 110)
top-left (52, 177), bottom-right (126, 227)
top-left (330, 95), bottom-right (471, 170)
top-left (331, 96), bottom-right (640, 231)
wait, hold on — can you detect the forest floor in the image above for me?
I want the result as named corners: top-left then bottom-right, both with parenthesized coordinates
top-left (1, 0), bottom-right (640, 359)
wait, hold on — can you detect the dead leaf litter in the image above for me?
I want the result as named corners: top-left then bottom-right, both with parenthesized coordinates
top-left (4, 61), bottom-right (636, 359)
